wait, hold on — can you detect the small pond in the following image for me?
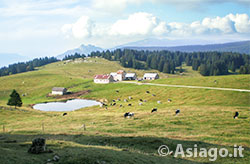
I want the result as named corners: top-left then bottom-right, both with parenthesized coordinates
top-left (33, 99), bottom-right (101, 112)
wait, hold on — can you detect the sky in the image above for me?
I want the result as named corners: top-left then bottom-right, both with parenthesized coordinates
top-left (0, 0), bottom-right (249, 58)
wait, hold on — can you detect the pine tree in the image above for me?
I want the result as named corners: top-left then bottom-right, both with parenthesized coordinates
top-left (158, 58), bottom-right (165, 72)
top-left (150, 56), bottom-right (158, 69)
top-left (170, 61), bottom-right (175, 74)
top-left (163, 62), bottom-right (170, 73)
top-left (7, 90), bottom-right (22, 108)
top-left (231, 61), bottom-right (236, 72)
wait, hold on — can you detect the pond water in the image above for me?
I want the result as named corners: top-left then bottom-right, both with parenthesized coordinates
top-left (33, 99), bottom-right (101, 112)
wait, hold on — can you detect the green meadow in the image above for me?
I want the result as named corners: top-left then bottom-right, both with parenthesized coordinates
top-left (0, 58), bottom-right (249, 164)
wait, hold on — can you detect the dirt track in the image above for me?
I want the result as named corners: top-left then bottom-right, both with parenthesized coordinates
top-left (121, 81), bottom-right (250, 92)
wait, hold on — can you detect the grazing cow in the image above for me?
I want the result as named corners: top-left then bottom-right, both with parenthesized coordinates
top-left (175, 109), bottom-right (180, 115)
top-left (124, 99), bottom-right (128, 102)
top-left (124, 112), bottom-right (129, 118)
top-left (129, 96), bottom-right (133, 100)
top-left (124, 112), bottom-right (134, 118)
top-left (117, 98), bottom-right (121, 101)
top-left (157, 101), bottom-right (161, 104)
top-left (113, 103), bottom-right (116, 106)
top-left (120, 104), bottom-right (123, 107)
top-left (63, 113), bottom-right (67, 116)
top-left (146, 91), bottom-right (150, 93)
top-left (168, 99), bottom-right (172, 102)
top-left (139, 102), bottom-right (143, 106)
top-left (233, 112), bottom-right (239, 119)
top-left (116, 90), bottom-right (119, 93)
top-left (128, 104), bottom-right (132, 106)
top-left (152, 94), bottom-right (156, 96)
top-left (151, 108), bottom-right (157, 113)
top-left (112, 99), bottom-right (116, 102)
top-left (139, 99), bottom-right (143, 102)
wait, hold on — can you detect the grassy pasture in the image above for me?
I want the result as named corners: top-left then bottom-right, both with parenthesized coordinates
top-left (0, 58), bottom-right (249, 163)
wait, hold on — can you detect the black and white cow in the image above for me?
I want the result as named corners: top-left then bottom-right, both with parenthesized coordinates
top-left (151, 108), bottom-right (157, 113)
top-left (175, 109), bottom-right (180, 115)
top-left (124, 112), bottom-right (134, 118)
top-left (233, 112), bottom-right (239, 119)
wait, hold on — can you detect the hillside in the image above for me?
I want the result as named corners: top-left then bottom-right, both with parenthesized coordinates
top-left (0, 58), bottom-right (249, 164)
top-left (121, 40), bottom-right (250, 54)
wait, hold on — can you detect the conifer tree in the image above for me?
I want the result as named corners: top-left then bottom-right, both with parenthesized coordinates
top-left (7, 89), bottom-right (22, 109)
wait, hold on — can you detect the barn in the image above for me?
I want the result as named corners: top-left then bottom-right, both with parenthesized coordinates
top-left (94, 75), bottom-right (114, 84)
top-left (125, 73), bottom-right (137, 80)
top-left (52, 87), bottom-right (67, 95)
top-left (143, 73), bottom-right (159, 80)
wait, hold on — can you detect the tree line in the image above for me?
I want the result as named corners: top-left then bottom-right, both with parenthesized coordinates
top-left (0, 57), bottom-right (58, 77)
top-left (62, 53), bottom-right (86, 61)
top-left (90, 49), bottom-right (250, 76)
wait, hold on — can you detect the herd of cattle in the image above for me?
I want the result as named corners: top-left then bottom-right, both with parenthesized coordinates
top-left (99, 90), bottom-right (181, 119)
top-left (62, 89), bottom-right (240, 119)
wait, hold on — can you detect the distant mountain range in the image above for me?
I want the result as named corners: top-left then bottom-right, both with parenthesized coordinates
top-left (118, 40), bottom-right (250, 54)
top-left (58, 40), bottom-right (249, 60)
top-left (57, 44), bottom-right (103, 60)
top-left (114, 38), bottom-right (216, 48)
top-left (1, 40), bottom-right (249, 68)
top-left (0, 53), bottom-right (29, 68)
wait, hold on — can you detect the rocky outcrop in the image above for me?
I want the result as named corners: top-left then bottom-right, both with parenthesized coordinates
top-left (28, 138), bottom-right (53, 154)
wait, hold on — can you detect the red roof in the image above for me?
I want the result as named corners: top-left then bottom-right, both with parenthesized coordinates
top-left (94, 75), bottom-right (110, 79)
top-left (117, 70), bottom-right (125, 74)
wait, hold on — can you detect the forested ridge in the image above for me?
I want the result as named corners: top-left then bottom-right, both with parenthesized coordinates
top-left (0, 49), bottom-right (249, 77)
top-left (0, 57), bottom-right (58, 77)
top-left (90, 49), bottom-right (250, 76)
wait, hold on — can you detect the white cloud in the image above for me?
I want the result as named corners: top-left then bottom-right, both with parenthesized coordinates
top-left (201, 16), bottom-right (236, 33)
top-left (61, 13), bottom-right (250, 40)
top-left (167, 22), bottom-right (189, 35)
top-left (61, 16), bottom-right (94, 38)
top-left (227, 13), bottom-right (250, 33)
top-left (110, 12), bottom-right (167, 36)
top-left (167, 13), bottom-right (250, 36)
top-left (153, 22), bottom-right (169, 35)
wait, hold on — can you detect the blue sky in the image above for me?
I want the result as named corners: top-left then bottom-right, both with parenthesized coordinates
top-left (0, 0), bottom-right (249, 58)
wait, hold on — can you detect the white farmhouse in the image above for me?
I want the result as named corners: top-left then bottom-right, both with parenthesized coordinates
top-left (110, 72), bottom-right (117, 79)
top-left (94, 75), bottom-right (113, 84)
top-left (52, 87), bottom-right (67, 95)
top-left (125, 73), bottom-right (137, 80)
top-left (143, 73), bottom-right (159, 80)
top-left (110, 70), bottom-right (126, 81)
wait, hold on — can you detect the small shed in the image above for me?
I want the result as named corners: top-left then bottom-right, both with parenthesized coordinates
top-left (125, 73), bottom-right (137, 80)
top-left (143, 73), bottom-right (159, 80)
top-left (52, 87), bottom-right (67, 95)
